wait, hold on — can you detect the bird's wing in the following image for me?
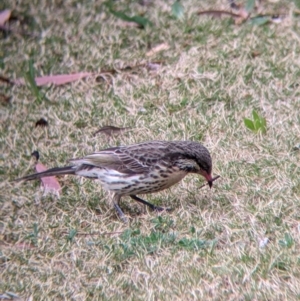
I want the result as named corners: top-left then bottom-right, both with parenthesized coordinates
top-left (71, 152), bottom-right (117, 166)
top-left (70, 141), bottom-right (172, 175)
top-left (70, 149), bottom-right (151, 174)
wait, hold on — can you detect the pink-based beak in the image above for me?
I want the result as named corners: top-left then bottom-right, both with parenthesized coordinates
top-left (206, 173), bottom-right (213, 189)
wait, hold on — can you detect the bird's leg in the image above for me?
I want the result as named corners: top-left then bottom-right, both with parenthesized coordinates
top-left (130, 195), bottom-right (171, 212)
top-left (113, 195), bottom-right (127, 223)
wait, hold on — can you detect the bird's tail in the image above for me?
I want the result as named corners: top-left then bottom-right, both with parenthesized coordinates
top-left (14, 166), bottom-right (75, 182)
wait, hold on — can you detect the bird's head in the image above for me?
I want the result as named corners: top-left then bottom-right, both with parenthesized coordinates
top-left (169, 141), bottom-right (213, 188)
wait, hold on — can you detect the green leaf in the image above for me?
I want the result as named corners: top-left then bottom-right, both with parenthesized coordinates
top-left (244, 118), bottom-right (255, 131)
top-left (245, 0), bottom-right (255, 13)
top-left (294, 0), bottom-right (300, 9)
top-left (251, 110), bottom-right (267, 133)
top-left (279, 233), bottom-right (294, 248)
top-left (24, 60), bottom-right (39, 98)
top-left (252, 110), bottom-right (260, 122)
top-left (24, 59), bottom-right (49, 103)
top-left (272, 261), bottom-right (288, 271)
top-left (104, 1), bottom-right (152, 28)
top-left (249, 16), bottom-right (270, 26)
top-left (254, 117), bottom-right (261, 130)
top-left (67, 228), bottom-right (77, 242)
top-left (178, 238), bottom-right (214, 250)
top-left (260, 119), bottom-right (267, 133)
top-left (33, 222), bottom-right (39, 237)
top-left (261, 116), bottom-right (266, 128)
top-left (172, 0), bottom-right (184, 19)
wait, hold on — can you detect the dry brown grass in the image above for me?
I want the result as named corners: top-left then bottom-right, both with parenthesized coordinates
top-left (1, 0), bottom-right (300, 300)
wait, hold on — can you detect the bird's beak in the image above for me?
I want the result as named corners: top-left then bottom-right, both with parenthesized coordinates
top-left (206, 174), bottom-right (213, 189)
top-left (200, 171), bottom-right (213, 189)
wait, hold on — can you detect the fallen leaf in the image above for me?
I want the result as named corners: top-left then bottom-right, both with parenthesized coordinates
top-left (35, 162), bottom-right (61, 197)
top-left (251, 50), bottom-right (261, 58)
top-left (197, 8), bottom-right (250, 25)
top-left (235, 10), bottom-right (250, 24)
top-left (93, 125), bottom-right (132, 137)
top-left (31, 151), bottom-right (39, 161)
top-left (14, 72), bottom-right (93, 86)
top-left (0, 10), bottom-right (39, 37)
top-left (0, 75), bottom-right (14, 85)
top-left (197, 9), bottom-right (242, 21)
top-left (0, 9), bottom-right (11, 25)
top-left (232, 3), bottom-right (252, 25)
top-left (146, 43), bottom-right (170, 56)
top-left (229, 0), bottom-right (240, 9)
top-left (105, 2), bottom-right (152, 28)
top-left (245, 0), bottom-right (255, 13)
top-left (118, 21), bottom-right (141, 28)
top-left (35, 118), bottom-right (48, 127)
top-left (172, 0), bottom-right (184, 19)
top-left (11, 61), bottom-right (163, 89)
top-left (249, 16), bottom-right (270, 25)
top-left (14, 242), bottom-right (36, 250)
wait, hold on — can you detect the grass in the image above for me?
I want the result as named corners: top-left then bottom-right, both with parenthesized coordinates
top-left (1, 0), bottom-right (300, 300)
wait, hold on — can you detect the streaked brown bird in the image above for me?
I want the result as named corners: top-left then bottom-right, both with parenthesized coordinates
top-left (15, 140), bottom-right (213, 221)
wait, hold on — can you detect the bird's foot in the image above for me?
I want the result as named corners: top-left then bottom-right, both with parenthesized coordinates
top-left (130, 195), bottom-right (172, 212)
top-left (152, 205), bottom-right (172, 212)
top-left (113, 203), bottom-right (128, 223)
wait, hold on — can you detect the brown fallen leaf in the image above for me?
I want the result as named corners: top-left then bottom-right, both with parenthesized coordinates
top-left (31, 151), bottom-right (61, 197)
top-left (0, 9), bottom-right (39, 37)
top-left (229, 0), bottom-right (252, 20)
top-left (197, 10), bottom-right (241, 18)
top-left (31, 151), bottom-right (40, 161)
top-left (0, 75), bottom-right (14, 85)
top-left (236, 7), bottom-right (250, 21)
top-left (0, 9), bottom-right (11, 25)
top-left (146, 43), bottom-right (170, 57)
top-left (35, 118), bottom-right (48, 127)
top-left (229, 0), bottom-right (240, 10)
top-left (14, 72), bottom-right (93, 86)
top-left (11, 61), bottom-right (164, 88)
top-left (93, 125), bottom-right (132, 137)
top-left (119, 21), bottom-right (141, 28)
top-left (251, 51), bottom-right (261, 58)
top-left (234, 14), bottom-right (249, 25)
top-left (35, 162), bottom-right (61, 196)
top-left (197, 9), bottom-right (250, 25)
top-left (14, 242), bottom-right (36, 250)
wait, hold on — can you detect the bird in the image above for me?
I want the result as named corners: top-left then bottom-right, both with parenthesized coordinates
top-left (15, 140), bottom-right (213, 222)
